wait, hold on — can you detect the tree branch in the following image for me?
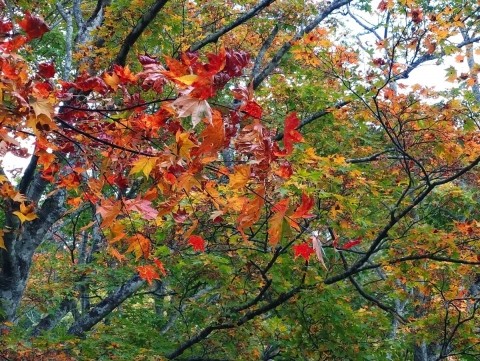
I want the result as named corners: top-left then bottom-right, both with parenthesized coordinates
top-left (114, 0), bottom-right (169, 66)
top-left (189, 0), bottom-right (276, 52)
top-left (252, 0), bottom-right (350, 89)
top-left (67, 274), bottom-right (144, 336)
top-left (166, 285), bottom-right (303, 359)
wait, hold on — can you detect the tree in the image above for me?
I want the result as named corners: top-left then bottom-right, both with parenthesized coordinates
top-left (1, 0), bottom-right (479, 359)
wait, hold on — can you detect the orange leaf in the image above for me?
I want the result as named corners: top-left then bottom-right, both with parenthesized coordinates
top-left (237, 189), bottom-right (265, 238)
top-left (126, 234), bottom-right (151, 260)
top-left (104, 71), bottom-right (121, 90)
top-left (96, 199), bottom-right (122, 227)
top-left (268, 198), bottom-right (290, 245)
top-left (290, 193), bottom-right (315, 230)
top-left (108, 246), bottom-right (126, 262)
top-left (13, 203), bottom-right (37, 224)
top-left (137, 265), bottom-right (161, 285)
top-left (153, 258), bottom-right (167, 276)
top-left (228, 164), bottom-right (251, 189)
top-left (175, 131), bottom-right (198, 159)
top-left (197, 110), bottom-right (225, 156)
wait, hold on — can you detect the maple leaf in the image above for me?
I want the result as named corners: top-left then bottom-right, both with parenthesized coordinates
top-left (130, 157), bottom-right (156, 178)
top-left (224, 49), bottom-right (250, 77)
top-left (30, 98), bottom-right (54, 119)
top-left (96, 199), bottom-right (122, 227)
top-left (275, 161), bottom-right (293, 179)
top-left (237, 189), bottom-right (265, 238)
top-left (126, 234), bottom-right (151, 260)
top-left (342, 238), bottom-right (362, 250)
top-left (268, 198), bottom-right (290, 245)
top-left (137, 265), bottom-right (161, 285)
top-left (18, 12), bottom-right (49, 40)
top-left (104, 72), bottom-right (121, 90)
top-left (445, 66), bottom-right (457, 82)
top-left (124, 198), bottom-right (158, 220)
top-left (13, 203), bottom-right (37, 224)
top-left (229, 164), bottom-right (251, 189)
top-left (244, 101), bottom-right (262, 118)
top-left (163, 55), bottom-right (190, 78)
top-left (174, 74), bottom-right (199, 86)
top-left (175, 131), bottom-right (198, 160)
top-left (108, 246), bottom-right (126, 262)
top-left (172, 94), bottom-right (212, 127)
top-left (188, 235), bottom-right (206, 252)
top-left (113, 64), bottom-right (138, 83)
top-left (38, 62), bottom-right (55, 78)
top-left (290, 193), bottom-right (315, 228)
top-left (275, 112), bottom-right (303, 156)
top-left (293, 242), bottom-right (315, 261)
top-left (196, 110), bottom-right (224, 156)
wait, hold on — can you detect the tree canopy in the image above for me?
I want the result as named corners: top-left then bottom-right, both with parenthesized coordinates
top-left (1, 0), bottom-right (480, 360)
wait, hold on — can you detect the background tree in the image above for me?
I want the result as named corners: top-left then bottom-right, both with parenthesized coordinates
top-left (0, 0), bottom-right (479, 360)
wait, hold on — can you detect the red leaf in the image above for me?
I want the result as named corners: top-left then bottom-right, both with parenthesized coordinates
top-left (137, 265), bottom-right (161, 285)
top-left (342, 238), bottom-right (362, 250)
top-left (38, 62), bottom-right (55, 78)
top-left (188, 235), bottom-right (206, 252)
top-left (291, 193), bottom-right (315, 220)
top-left (0, 20), bottom-right (13, 33)
top-left (275, 112), bottom-right (303, 156)
top-left (276, 161), bottom-right (293, 179)
top-left (244, 101), bottom-right (262, 118)
top-left (224, 49), bottom-right (250, 77)
top-left (18, 12), bottom-right (49, 40)
top-left (293, 242), bottom-right (315, 261)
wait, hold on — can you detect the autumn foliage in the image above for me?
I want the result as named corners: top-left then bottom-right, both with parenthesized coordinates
top-left (1, 0), bottom-right (480, 360)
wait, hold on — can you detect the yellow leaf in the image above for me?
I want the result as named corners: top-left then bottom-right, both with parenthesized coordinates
top-left (175, 131), bottom-right (197, 159)
top-left (130, 157), bottom-right (156, 178)
top-left (0, 230), bottom-right (6, 250)
top-left (174, 74), bottom-right (198, 85)
top-left (229, 165), bottom-right (251, 189)
top-left (30, 97), bottom-right (54, 119)
top-left (104, 72), bottom-right (121, 90)
top-left (13, 202), bottom-right (38, 224)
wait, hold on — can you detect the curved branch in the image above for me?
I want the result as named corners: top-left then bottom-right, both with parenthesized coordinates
top-left (166, 285), bottom-right (302, 359)
top-left (252, 0), bottom-right (351, 89)
top-left (114, 0), bottom-right (170, 66)
top-left (68, 274), bottom-right (144, 336)
top-left (189, 0), bottom-right (276, 53)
